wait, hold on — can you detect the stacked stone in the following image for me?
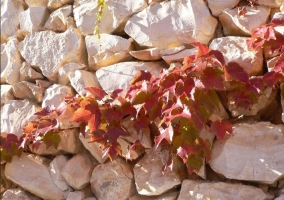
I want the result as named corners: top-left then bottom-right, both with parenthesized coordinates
top-left (1, 0), bottom-right (284, 199)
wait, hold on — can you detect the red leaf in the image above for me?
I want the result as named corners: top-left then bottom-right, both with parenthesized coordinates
top-left (107, 126), bottom-right (129, 143)
top-left (85, 87), bottom-right (107, 99)
top-left (237, 6), bottom-right (247, 17)
top-left (209, 120), bottom-right (232, 141)
top-left (263, 71), bottom-right (284, 87)
top-left (37, 118), bottom-right (58, 134)
top-left (190, 42), bottom-right (210, 57)
top-left (131, 70), bottom-right (152, 85)
top-left (103, 141), bottom-right (121, 161)
top-left (88, 111), bottom-right (101, 133)
top-left (201, 67), bottom-right (225, 90)
top-left (225, 62), bottom-right (249, 83)
top-left (154, 124), bottom-right (174, 147)
top-left (208, 50), bottom-right (226, 66)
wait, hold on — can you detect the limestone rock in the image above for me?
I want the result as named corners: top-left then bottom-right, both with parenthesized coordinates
top-left (48, 0), bottom-right (73, 11)
top-left (12, 81), bottom-right (45, 103)
top-left (67, 191), bottom-right (85, 200)
top-left (79, 132), bottom-right (108, 164)
top-left (1, 100), bottom-right (40, 137)
top-left (49, 155), bottom-right (70, 191)
top-left (85, 34), bottom-right (133, 70)
top-left (1, 38), bottom-right (23, 84)
top-left (2, 188), bottom-right (41, 200)
top-left (19, 29), bottom-right (87, 83)
top-left (177, 180), bottom-right (266, 200)
top-left (25, 0), bottom-right (48, 6)
top-left (250, 0), bottom-right (284, 8)
top-left (73, 0), bottom-right (147, 35)
top-left (90, 158), bottom-right (136, 200)
top-left (5, 153), bottom-right (64, 199)
top-left (1, 0), bottom-right (24, 43)
top-left (96, 61), bottom-right (165, 93)
top-left (228, 87), bottom-right (276, 117)
top-left (129, 190), bottom-right (179, 200)
top-left (31, 129), bottom-right (83, 155)
top-left (69, 70), bottom-right (101, 96)
top-left (125, 0), bottom-right (217, 49)
top-left (207, 0), bottom-right (240, 16)
top-left (209, 36), bottom-right (263, 76)
top-left (20, 62), bottom-right (44, 82)
top-left (117, 138), bottom-right (144, 160)
top-left (62, 153), bottom-right (99, 190)
top-left (210, 122), bottom-right (284, 184)
top-left (134, 148), bottom-right (185, 196)
top-left (130, 46), bottom-right (185, 61)
top-left (36, 79), bottom-right (52, 88)
top-left (1, 85), bottom-right (14, 106)
top-left (19, 7), bottom-right (49, 33)
top-left (84, 197), bottom-right (98, 200)
top-left (162, 48), bottom-right (197, 65)
top-left (42, 84), bottom-right (75, 108)
top-left (44, 5), bottom-right (72, 32)
top-left (220, 6), bottom-right (270, 36)
top-left (58, 63), bottom-right (86, 85)
top-left (275, 196), bottom-right (284, 200)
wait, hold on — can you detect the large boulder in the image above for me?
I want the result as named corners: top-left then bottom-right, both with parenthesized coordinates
top-left (209, 36), bottom-right (263, 76)
top-left (125, 0), bottom-right (217, 49)
top-left (73, 0), bottom-right (147, 35)
top-left (129, 190), bottom-right (179, 200)
top-left (90, 158), bottom-right (136, 200)
top-left (4, 153), bottom-right (64, 199)
top-left (44, 5), bottom-right (72, 32)
top-left (210, 122), bottom-right (284, 184)
top-left (207, 0), bottom-right (240, 16)
top-left (85, 34), bottom-right (133, 70)
top-left (58, 63), bottom-right (86, 85)
top-left (134, 148), bottom-right (186, 196)
top-left (162, 48), bottom-right (197, 65)
top-left (220, 6), bottom-right (270, 36)
top-left (62, 153), bottom-right (99, 190)
top-left (177, 180), bottom-right (266, 200)
top-left (19, 62), bottom-right (44, 82)
top-left (96, 61), bottom-right (165, 93)
top-left (19, 29), bottom-right (87, 83)
top-left (19, 7), bottom-right (50, 33)
top-left (25, 0), bottom-right (48, 7)
top-left (1, 100), bottom-right (40, 137)
top-left (1, 38), bottom-right (23, 85)
top-left (1, 0), bottom-right (24, 43)
top-left (47, 0), bottom-right (73, 11)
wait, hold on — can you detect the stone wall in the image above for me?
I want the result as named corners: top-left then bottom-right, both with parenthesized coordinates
top-left (1, 0), bottom-right (284, 199)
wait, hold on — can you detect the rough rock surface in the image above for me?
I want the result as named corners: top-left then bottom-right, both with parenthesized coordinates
top-left (207, 0), bottom-right (240, 16)
top-left (220, 6), bottom-right (270, 36)
top-left (125, 0), bottom-right (217, 49)
top-left (177, 180), bottom-right (267, 200)
top-left (19, 29), bottom-right (87, 82)
top-left (62, 153), bottom-right (99, 190)
top-left (1, 100), bottom-right (40, 137)
top-left (2, 188), bottom-right (42, 200)
top-left (1, 0), bottom-right (24, 43)
top-left (130, 46), bottom-right (185, 61)
top-left (79, 132), bottom-right (108, 164)
top-left (96, 61), bottom-right (165, 93)
top-left (25, 0), bottom-right (49, 7)
top-left (5, 153), bottom-right (64, 200)
top-left (73, 0), bottom-right (147, 35)
top-left (69, 70), bottom-right (101, 96)
top-left (31, 129), bottom-right (83, 155)
top-left (47, 0), bottom-right (73, 11)
top-left (85, 34), bottom-right (133, 70)
top-left (42, 84), bottom-right (75, 108)
top-left (66, 191), bottom-right (85, 200)
top-left (1, 85), bottom-right (14, 106)
top-left (134, 148), bottom-right (185, 196)
top-left (12, 81), bottom-right (45, 103)
top-left (250, 0), bottom-right (284, 8)
top-left (90, 158), bottom-right (136, 200)
top-left (58, 63), bottom-right (86, 85)
top-left (44, 5), bottom-right (72, 32)
top-left (210, 122), bottom-right (284, 184)
top-left (209, 36), bottom-right (263, 76)
top-left (129, 190), bottom-right (179, 200)
top-left (1, 38), bottom-right (23, 84)
top-left (19, 7), bottom-right (49, 33)
top-left (49, 155), bottom-right (70, 191)
top-left (19, 62), bottom-right (44, 82)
